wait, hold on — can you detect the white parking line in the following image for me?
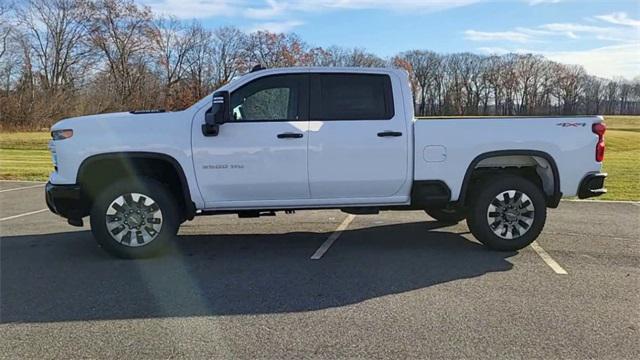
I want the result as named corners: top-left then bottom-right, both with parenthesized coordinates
top-left (0, 209), bottom-right (48, 222)
top-left (530, 241), bottom-right (568, 275)
top-left (562, 199), bottom-right (640, 205)
top-left (310, 214), bottom-right (356, 260)
top-left (0, 184), bottom-right (44, 193)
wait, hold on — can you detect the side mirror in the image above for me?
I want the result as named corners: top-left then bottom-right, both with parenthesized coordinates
top-left (202, 91), bottom-right (230, 136)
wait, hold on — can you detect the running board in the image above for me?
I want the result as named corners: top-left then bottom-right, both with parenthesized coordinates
top-left (237, 210), bottom-right (276, 218)
top-left (341, 207), bottom-right (379, 215)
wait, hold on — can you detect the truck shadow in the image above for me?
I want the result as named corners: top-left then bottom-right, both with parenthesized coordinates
top-left (1, 221), bottom-right (515, 324)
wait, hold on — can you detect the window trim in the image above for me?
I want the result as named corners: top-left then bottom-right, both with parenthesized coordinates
top-left (309, 73), bottom-right (395, 121)
top-left (226, 74), bottom-right (309, 123)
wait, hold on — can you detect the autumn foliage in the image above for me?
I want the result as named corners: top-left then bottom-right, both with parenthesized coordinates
top-left (0, 0), bottom-right (638, 131)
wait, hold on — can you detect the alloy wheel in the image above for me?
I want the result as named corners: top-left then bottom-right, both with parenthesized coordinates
top-left (105, 192), bottom-right (163, 246)
top-left (486, 190), bottom-right (535, 240)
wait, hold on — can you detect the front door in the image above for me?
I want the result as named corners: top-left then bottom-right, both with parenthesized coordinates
top-left (192, 74), bottom-right (309, 207)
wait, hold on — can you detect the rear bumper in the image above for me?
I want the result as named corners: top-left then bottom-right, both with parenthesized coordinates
top-left (577, 173), bottom-right (607, 199)
top-left (45, 182), bottom-right (87, 220)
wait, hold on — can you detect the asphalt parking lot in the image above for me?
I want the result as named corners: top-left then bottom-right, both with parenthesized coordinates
top-left (1, 180), bottom-right (639, 359)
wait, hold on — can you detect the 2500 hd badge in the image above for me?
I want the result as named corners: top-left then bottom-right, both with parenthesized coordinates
top-left (203, 164), bottom-right (245, 169)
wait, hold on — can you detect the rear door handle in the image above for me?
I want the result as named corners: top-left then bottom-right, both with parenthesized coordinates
top-left (377, 131), bottom-right (402, 137)
top-left (277, 132), bottom-right (303, 139)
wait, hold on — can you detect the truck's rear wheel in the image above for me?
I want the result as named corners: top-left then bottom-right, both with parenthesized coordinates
top-left (90, 178), bottom-right (179, 258)
top-left (425, 207), bottom-right (466, 223)
top-left (466, 176), bottom-right (546, 251)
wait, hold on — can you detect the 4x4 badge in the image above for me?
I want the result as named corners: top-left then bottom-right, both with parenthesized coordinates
top-left (556, 122), bottom-right (586, 127)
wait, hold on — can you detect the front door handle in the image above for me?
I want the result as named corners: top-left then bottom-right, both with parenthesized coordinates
top-left (277, 132), bottom-right (303, 139)
top-left (377, 131), bottom-right (402, 137)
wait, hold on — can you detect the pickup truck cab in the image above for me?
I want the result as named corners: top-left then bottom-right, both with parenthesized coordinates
top-left (46, 66), bottom-right (608, 258)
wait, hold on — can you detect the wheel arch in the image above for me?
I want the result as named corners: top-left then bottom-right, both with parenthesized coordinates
top-left (457, 150), bottom-right (561, 208)
top-left (77, 152), bottom-right (196, 221)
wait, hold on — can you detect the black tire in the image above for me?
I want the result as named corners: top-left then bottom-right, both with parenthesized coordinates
top-left (466, 175), bottom-right (547, 251)
top-left (90, 177), bottom-right (179, 258)
top-left (425, 207), bottom-right (467, 223)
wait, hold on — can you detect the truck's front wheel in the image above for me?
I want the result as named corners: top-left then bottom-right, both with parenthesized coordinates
top-left (466, 176), bottom-right (547, 251)
top-left (90, 178), bottom-right (179, 258)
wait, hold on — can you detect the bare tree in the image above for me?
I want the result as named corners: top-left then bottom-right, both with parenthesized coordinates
top-left (149, 16), bottom-right (198, 107)
top-left (15, 0), bottom-right (93, 92)
top-left (604, 80), bottom-right (619, 114)
top-left (0, 3), bottom-right (13, 61)
top-left (584, 76), bottom-right (605, 114)
top-left (0, 2), bottom-right (17, 94)
top-left (618, 79), bottom-right (633, 114)
top-left (184, 24), bottom-right (214, 101)
top-left (395, 50), bottom-right (440, 115)
top-left (243, 31), bottom-right (311, 68)
top-left (86, 0), bottom-right (152, 108)
top-left (211, 26), bottom-right (247, 87)
top-left (316, 46), bottom-right (386, 68)
top-left (461, 53), bottom-right (484, 115)
top-left (515, 54), bottom-right (544, 115)
top-left (632, 78), bottom-right (640, 114)
top-left (308, 46), bottom-right (335, 67)
top-left (343, 48), bottom-right (386, 67)
top-left (553, 63), bottom-right (586, 114)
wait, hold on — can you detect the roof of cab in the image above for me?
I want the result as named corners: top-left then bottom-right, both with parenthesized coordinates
top-left (232, 66), bottom-right (408, 86)
top-left (258, 66), bottom-right (405, 75)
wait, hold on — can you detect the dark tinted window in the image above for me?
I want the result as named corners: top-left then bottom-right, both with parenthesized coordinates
top-left (230, 75), bottom-right (305, 121)
top-left (310, 74), bottom-right (394, 120)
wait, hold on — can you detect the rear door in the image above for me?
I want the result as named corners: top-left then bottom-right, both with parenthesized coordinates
top-left (307, 72), bottom-right (409, 200)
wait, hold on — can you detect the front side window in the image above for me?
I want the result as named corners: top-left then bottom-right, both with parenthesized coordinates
top-left (310, 74), bottom-right (394, 120)
top-left (230, 75), bottom-right (303, 121)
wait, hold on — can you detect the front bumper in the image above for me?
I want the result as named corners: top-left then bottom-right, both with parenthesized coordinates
top-left (577, 173), bottom-right (607, 199)
top-left (45, 182), bottom-right (87, 220)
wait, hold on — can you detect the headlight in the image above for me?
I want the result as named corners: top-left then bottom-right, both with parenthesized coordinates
top-left (51, 129), bottom-right (73, 140)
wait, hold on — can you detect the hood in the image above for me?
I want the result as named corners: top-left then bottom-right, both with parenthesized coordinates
top-left (51, 110), bottom-right (184, 134)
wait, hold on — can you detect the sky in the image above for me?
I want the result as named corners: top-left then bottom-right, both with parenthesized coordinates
top-left (140, 0), bottom-right (640, 79)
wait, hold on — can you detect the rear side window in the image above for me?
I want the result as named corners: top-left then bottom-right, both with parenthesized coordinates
top-left (310, 74), bottom-right (394, 120)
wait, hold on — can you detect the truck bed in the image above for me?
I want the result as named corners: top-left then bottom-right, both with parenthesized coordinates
top-left (413, 116), bottom-right (604, 200)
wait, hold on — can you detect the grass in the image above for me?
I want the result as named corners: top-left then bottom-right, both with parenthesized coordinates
top-left (1, 116), bottom-right (638, 200)
top-left (602, 116), bottom-right (640, 133)
top-left (0, 132), bottom-right (52, 181)
top-left (600, 120), bottom-right (639, 201)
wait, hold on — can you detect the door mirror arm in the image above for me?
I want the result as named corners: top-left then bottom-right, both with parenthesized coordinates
top-left (202, 91), bottom-right (230, 137)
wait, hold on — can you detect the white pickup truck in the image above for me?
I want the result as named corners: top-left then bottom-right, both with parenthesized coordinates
top-left (46, 67), bottom-right (608, 258)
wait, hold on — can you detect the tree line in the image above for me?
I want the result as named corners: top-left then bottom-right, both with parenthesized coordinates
top-left (1, 0), bottom-right (638, 130)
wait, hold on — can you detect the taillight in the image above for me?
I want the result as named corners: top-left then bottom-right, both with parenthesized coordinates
top-left (592, 123), bottom-right (606, 162)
